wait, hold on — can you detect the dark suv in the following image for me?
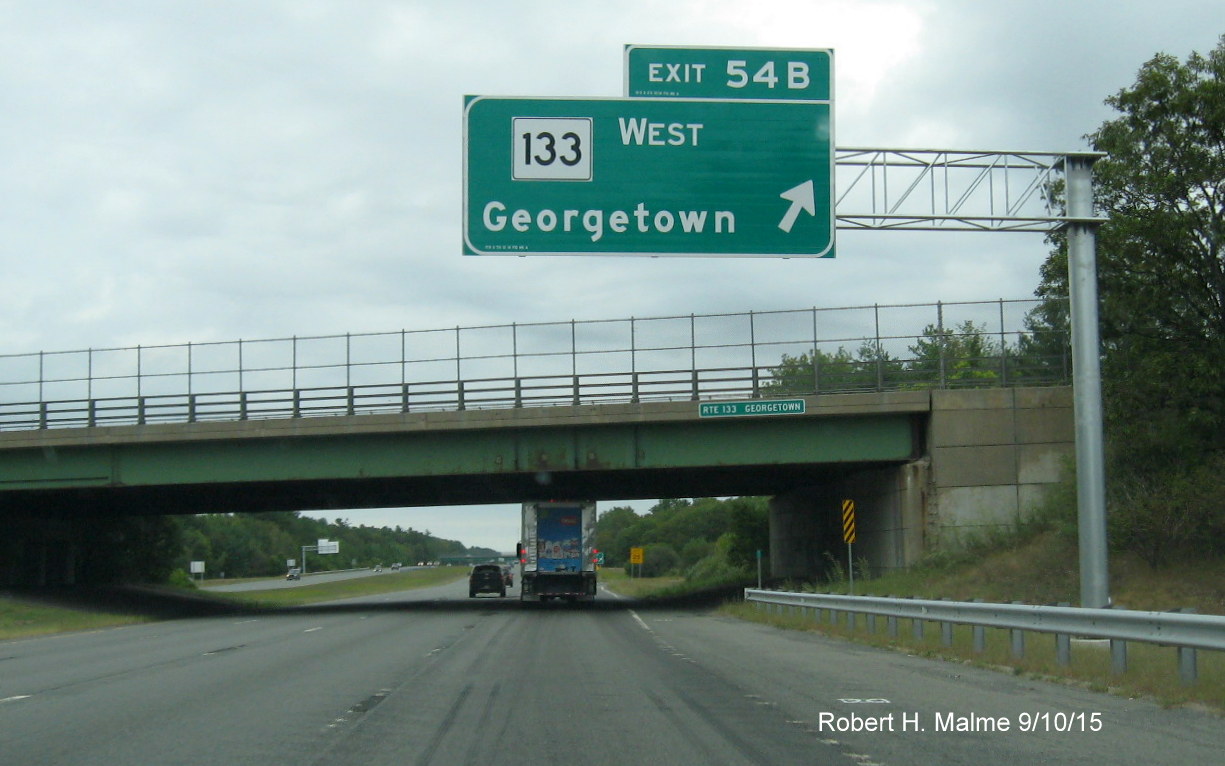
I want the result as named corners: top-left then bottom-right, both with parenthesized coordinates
top-left (469, 564), bottom-right (506, 598)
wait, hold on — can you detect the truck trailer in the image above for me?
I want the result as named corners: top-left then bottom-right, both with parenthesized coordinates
top-left (517, 501), bottom-right (597, 602)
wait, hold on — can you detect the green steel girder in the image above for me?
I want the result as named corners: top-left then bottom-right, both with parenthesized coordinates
top-left (0, 413), bottom-right (916, 505)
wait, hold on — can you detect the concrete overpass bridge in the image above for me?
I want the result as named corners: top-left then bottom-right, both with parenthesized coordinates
top-left (0, 301), bottom-right (1073, 583)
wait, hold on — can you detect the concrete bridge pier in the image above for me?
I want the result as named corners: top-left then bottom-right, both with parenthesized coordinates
top-left (769, 460), bottom-right (929, 582)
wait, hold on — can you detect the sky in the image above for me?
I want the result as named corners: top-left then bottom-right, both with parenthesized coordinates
top-left (2, 1), bottom-right (1221, 551)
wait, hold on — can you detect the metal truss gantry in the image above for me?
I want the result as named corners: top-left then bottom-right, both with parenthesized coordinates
top-left (834, 147), bottom-right (1106, 233)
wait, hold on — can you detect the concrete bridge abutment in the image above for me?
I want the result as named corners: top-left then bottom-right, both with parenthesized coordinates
top-left (768, 387), bottom-right (1074, 582)
top-left (769, 459), bottom-right (928, 580)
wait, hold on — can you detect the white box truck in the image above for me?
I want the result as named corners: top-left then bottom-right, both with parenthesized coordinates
top-left (517, 501), bottom-right (597, 602)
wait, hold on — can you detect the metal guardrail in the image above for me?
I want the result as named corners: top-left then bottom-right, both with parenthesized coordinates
top-left (0, 299), bottom-right (1070, 431)
top-left (745, 589), bottom-right (1224, 684)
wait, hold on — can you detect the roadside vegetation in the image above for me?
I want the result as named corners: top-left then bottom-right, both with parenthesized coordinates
top-left (599, 568), bottom-right (685, 599)
top-left (0, 596), bottom-right (152, 641)
top-left (594, 496), bottom-right (768, 594)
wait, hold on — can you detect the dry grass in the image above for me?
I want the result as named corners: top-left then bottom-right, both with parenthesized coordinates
top-left (600, 568), bottom-right (685, 598)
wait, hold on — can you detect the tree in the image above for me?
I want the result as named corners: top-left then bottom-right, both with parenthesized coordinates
top-left (764, 341), bottom-right (900, 394)
top-left (1109, 454), bottom-right (1225, 567)
top-left (171, 512), bottom-right (474, 579)
top-left (1029, 37), bottom-right (1225, 563)
top-left (720, 497), bottom-right (770, 571)
top-left (1011, 304), bottom-right (1072, 386)
top-left (639, 543), bottom-right (681, 578)
top-left (74, 515), bottom-right (183, 584)
top-left (905, 320), bottom-right (1002, 387)
top-left (595, 505), bottom-right (640, 567)
top-left (595, 497), bottom-right (768, 583)
top-left (1036, 37), bottom-right (1225, 466)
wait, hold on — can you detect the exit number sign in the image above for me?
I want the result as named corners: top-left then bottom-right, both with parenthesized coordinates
top-left (625, 45), bottom-right (832, 102)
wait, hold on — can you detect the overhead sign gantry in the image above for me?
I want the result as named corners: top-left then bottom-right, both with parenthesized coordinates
top-left (459, 44), bottom-right (1109, 609)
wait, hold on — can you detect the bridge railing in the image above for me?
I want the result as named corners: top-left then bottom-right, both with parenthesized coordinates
top-left (0, 299), bottom-right (1070, 431)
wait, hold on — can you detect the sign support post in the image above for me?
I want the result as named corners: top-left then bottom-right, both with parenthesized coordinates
top-left (1066, 154), bottom-right (1110, 609)
top-left (842, 499), bottom-right (857, 595)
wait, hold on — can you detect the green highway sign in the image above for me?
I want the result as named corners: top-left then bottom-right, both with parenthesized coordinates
top-left (463, 96), bottom-right (833, 257)
top-left (699, 399), bottom-right (807, 418)
top-left (625, 45), bottom-right (833, 102)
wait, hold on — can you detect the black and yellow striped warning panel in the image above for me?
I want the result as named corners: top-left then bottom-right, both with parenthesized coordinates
top-left (841, 499), bottom-right (857, 544)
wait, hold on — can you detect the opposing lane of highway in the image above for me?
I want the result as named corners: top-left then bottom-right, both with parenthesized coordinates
top-left (200, 565), bottom-right (431, 593)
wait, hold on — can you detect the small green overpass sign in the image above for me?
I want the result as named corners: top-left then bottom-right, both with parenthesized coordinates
top-left (699, 399), bottom-right (807, 418)
top-left (463, 96), bottom-right (833, 257)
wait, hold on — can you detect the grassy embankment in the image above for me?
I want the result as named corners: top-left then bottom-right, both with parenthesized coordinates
top-left (599, 567), bottom-right (685, 598)
top-left (0, 597), bottom-right (153, 640)
top-left (0, 567), bottom-right (469, 641)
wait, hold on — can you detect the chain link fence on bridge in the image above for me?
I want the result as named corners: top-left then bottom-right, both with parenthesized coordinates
top-left (0, 299), bottom-right (1069, 430)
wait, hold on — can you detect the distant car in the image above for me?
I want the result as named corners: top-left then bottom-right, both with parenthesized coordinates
top-left (391, 562), bottom-right (401, 571)
top-left (373, 564), bottom-right (382, 572)
top-left (469, 564), bottom-right (506, 598)
top-left (286, 568), bottom-right (301, 580)
top-left (502, 566), bottom-right (514, 587)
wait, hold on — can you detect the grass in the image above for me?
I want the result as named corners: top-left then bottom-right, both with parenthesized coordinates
top-left (600, 568), bottom-right (686, 598)
top-left (0, 595), bottom-right (152, 640)
top-left (805, 532), bottom-right (1225, 616)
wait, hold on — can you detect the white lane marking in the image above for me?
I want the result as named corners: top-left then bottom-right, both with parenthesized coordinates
top-left (629, 609), bottom-right (700, 664)
top-left (1, 695), bottom-right (32, 704)
top-left (304, 627), bottom-right (323, 633)
top-left (629, 609), bottom-right (652, 633)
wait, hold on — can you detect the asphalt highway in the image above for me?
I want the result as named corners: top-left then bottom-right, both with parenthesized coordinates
top-left (2, 579), bottom-right (1222, 765)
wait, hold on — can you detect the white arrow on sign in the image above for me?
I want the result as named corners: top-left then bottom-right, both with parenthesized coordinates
top-left (778, 180), bottom-right (816, 233)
